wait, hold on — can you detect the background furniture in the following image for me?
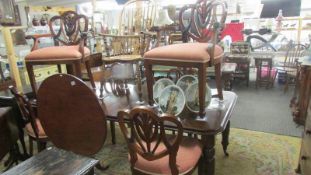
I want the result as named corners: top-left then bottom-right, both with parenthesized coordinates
top-left (118, 106), bottom-right (202, 175)
top-left (290, 58), bottom-right (311, 125)
top-left (0, 107), bottom-right (20, 171)
top-left (100, 33), bottom-right (151, 100)
top-left (224, 42), bottom-right (251, 86)
top-left (280, 43), bottom-right (307, 92)
top-left (296, 60), bottom-right (311, 174)
top-left (254, 55), bottom-right (277, 88)
top-left (0, 27), bottom-right (24, 91)
top-left (2, 147), bottom-right (98, 175)
top-left (10, 86), bottom-right (48, 156)
top-left (25, 11), bottom-right (95, 95)
top-left (118, 0), bottom-right (157, 35)
top-left (0, 89), bottom-right (31, 160)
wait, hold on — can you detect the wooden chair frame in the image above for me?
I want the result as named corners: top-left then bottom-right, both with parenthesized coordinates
top-left (118, 106), bottom-right (197, 175)
top-left (25, 11), bottom-right (95, 95)
top-left (283, 43), bottom-right (307, 92)
top-left (144, 0), bottom-right (227, 117)
top-left (9, 86), bottom-right (47, 156)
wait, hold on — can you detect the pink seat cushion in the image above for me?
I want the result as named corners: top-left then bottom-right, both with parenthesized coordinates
top-left (25, 45), bottom-right (90, 61)
top-left (144, 43), bottom-right (223, 63)
top-left (133, 137), bottom-right (202, 175)
top-left (260, 67), bottom-right (277, 78)
top-left (25, 118), bottom-right (48, 139)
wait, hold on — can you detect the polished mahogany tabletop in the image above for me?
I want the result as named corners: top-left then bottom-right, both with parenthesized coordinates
top-left (96, 83), bottom-right (237, 135)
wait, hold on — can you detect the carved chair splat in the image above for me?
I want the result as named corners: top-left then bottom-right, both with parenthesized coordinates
top-left (25, 11), bottom-right (95, 96)
top-left (118, 106), bottom-right (202, 175)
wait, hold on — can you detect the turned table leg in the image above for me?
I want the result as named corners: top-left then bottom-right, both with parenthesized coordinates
top-left (221, 120), bottom-right (230, 156)
top-left (199, 135), bottom-right (216, 175)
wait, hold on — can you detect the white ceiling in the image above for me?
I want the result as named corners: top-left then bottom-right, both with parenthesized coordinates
top-left (22, 0), bottom-right (107, 7)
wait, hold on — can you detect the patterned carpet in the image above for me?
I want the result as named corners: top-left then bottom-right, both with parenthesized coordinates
top-left (0, 127), bottom-right (301, 175)
top-left (94, 127), bottom-right (300, 175)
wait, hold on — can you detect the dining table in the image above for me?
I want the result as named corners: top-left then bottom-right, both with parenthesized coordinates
top-left (96, 83), bottom-right (238, 175)
top-left (0, 81), bottom-right (237, 175)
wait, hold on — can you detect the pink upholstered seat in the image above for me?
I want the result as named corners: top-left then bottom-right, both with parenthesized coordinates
top-left (144, 43), bottom-right (223, 63)
top-left (261, 67), bottom-right (278, 78)
top-left (25, 118), bottom-right (48, 139)
top-left (133, 137), bottom-right (202, 175)
top-left (25, 46), bottom-right (90, 61)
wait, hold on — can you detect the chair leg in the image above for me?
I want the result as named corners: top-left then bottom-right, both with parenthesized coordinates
top-left (18, 129), bottom-right (28, 157)
top-left (57, 64), bottom-right (62, 73)
top-left (110, 121), bottom-right (116, 144)
top-left (198, 64), bottom-right (206, 117)
top-left (214, 63), bottom-right (223, 100)
top-left (284, 77), bottom-right (289, 93)
top-left (74, 62), bottom-right (82, 78)
top-left (26, 63), bottom-right (37, 95)
top-left (37, 141), bottom-right (46, 152)
top-left (28, 136), bottom-right (33, 156)
top-left (85, 61), bottom-right (96, 89)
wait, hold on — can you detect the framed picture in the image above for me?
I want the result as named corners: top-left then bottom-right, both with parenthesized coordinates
top-left (0, 0), bottom-right (21, 26)
top-left (230, 42), bottom-right (250, 55)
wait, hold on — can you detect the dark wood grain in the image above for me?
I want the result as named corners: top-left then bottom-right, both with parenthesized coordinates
top-left (2, 147), bottom-right (98, 175)
top-left (99, 84), bottom-right (237, 135)
top-left (0, 107), bottom-right (13, 160)
top-left (296, 63), bottom-right (311, 175)
top-left (37, 74), bottom-right (107, 156)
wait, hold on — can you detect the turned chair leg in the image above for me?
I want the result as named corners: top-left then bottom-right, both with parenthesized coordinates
top-left (29, 137), bottom-right (33, 156)
top-left (85, 61), bottom-right (96, 89)
top-left (215, 63), bottom-right (224, 100)
top-left (26, 63), bottom-right (37, 95)
top-left (57, 64), bottom-right (62, 73)
top-left (37, 141), bottom-right (47, 152)
top-left (110, 121), bottom-right (116, 144)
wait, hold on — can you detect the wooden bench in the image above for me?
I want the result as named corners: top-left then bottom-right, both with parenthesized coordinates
top-left (2, 147), bottom-right (98, 175)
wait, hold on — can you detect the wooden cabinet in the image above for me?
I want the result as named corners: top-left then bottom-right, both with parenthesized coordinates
top-left (296, 59), bottom-right (311, 174)
top-left (297, 90), bottom-right (311, 175)
top-left (23, 65), bottom-right (59, 85)
top-left (290, 64), bottom-right (311, 125)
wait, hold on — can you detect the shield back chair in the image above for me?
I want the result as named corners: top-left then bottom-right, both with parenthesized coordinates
top-left (282, 43), bottom-right (307, 92)
top-left (118, 106), bottom-right (202, 175)
top-left (9, 86), bottom-right (48, 156)
top-left (25, 11), bottom-right (95, 96)
top-left (144, 0), bottom-right (227, 117)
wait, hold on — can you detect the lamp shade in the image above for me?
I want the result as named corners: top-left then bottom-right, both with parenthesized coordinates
top-left (154, 9), bottom-right (173, 27)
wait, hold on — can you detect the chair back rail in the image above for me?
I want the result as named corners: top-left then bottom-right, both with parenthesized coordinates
top-left (179, 0), bottom-right (227, 65)
top-left (49, 11), bottom-right (89, 60)
top-left (37, 74), bottom-right (107, 156)
top-left (284, 44), bottom-right (307, 68)
top-left (9, 86), bottom-right (39, 138)
top-left (118, 106), bottom-right (183, 175)
top-left (119, 0), bottom-right (157, 35)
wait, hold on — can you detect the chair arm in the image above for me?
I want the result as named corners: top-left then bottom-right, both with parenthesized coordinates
top-left (25, 34), bottom-right (53, 51)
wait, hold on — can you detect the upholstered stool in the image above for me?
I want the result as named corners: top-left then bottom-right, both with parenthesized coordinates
top-left (144, 42), bottom-right (224, 117)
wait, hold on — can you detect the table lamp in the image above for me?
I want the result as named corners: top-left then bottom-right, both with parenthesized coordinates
top-left (154, 9), bottom-right (173, 27)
